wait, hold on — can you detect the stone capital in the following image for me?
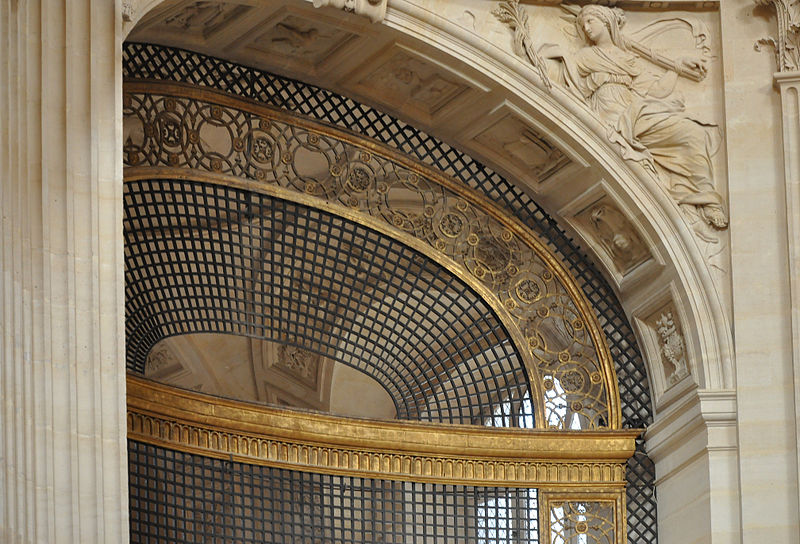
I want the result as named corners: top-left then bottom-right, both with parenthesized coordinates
top-left (645, 387), bottom-right (737, 474)
top-left (755, 0), bottom-right (800, 72)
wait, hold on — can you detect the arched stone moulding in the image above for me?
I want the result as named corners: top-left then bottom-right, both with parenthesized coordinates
top-left (124, 0), bottom-right (735, 410)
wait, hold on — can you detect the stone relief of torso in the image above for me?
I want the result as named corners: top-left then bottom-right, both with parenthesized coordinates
top-left (493, 1), bottom-right (728, 231)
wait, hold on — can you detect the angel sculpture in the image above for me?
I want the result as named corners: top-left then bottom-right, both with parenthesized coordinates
top-left (494, 2), bottom-right (728, 229)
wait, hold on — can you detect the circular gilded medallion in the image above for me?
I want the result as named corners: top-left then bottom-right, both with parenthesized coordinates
top-left (346, 167), bottom-right (371, 192)
top-left (561, 370), bottom-right (585, 393)
top-left (439, 213), bottom-right (464, 238)
top-left (515, 277), bottom-right (542, 304)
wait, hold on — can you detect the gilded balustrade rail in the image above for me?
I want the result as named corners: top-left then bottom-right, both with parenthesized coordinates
top-left (128, 375), bottom-right (637, 543)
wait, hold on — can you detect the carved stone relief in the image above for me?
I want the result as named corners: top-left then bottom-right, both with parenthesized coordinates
top-left (276, 344), bottom-right (320, 388)
top-left (247, 14), bottom-right (357, 65)
top-left (155, 1), bottom-right (251, 39)
top-left (644, 303), bottom-right (690, 390)
top-left (654, 310), bottom-right (690, 386)
top-left (574, 199), bottom-right (651, 277)
top-left (357, 50), bottom-right (468, 117)
top-left (145, 345), bottom-right (183, 377)
top-left (472, 113), bottom-right (571, 182)
top-left (492, 1), bottom-right (728, 231)
top-left (755, 0), bottom-right (800, 72)
top-left (122, 1), bottom-right (135, 23)
top-left (312, 0), bottom-right (388, 24)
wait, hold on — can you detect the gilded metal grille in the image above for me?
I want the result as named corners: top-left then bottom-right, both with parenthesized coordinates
top-left (129, 439), bottom-right (540, 544)
top-left (125, 178), bottom-right (532, 424)
top-left (123, 43), bottom-right (655, 541)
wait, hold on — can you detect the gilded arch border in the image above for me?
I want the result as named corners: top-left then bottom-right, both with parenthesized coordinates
top-left (124, 80), bottom-right (622, 430)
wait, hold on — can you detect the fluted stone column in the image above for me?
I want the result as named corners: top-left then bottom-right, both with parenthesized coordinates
top-left (0, 1), bottom-right (127, 542)
top-left (723, 1), bottom-right (800, 540)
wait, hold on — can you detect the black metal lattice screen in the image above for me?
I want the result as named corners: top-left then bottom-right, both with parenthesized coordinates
top-left (129, 440), bottom-right (540, 544)
top-left (125, 178), bottom-right (533, 425)
top-left (123, 43), bottom-right (656, 542)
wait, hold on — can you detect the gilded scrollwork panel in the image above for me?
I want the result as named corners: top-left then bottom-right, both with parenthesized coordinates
top-left (123, 82), bottom-right (620, 430)
top-left (541, 493), bottom-right (623, 544)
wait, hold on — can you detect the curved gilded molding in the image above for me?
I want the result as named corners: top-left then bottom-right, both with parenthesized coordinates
top-left (124, 81), bottom-right (620, 429)
top-left (127, 375), bottom-right (639, 488)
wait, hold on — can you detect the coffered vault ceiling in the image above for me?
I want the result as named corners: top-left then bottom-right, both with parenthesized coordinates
top-left (128, 0), bottom-right (580, 186)
top-left (128, 0), bottom-right (665, 293)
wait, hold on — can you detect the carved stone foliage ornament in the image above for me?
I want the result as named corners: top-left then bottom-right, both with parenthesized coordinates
top-left (654, 311), bottom-right (689, 386)
top-left (123, 83), bottom-right (620, 430)
top-left (755, 0), bottom-right (800, 72)
top-left (276, 344), bottom-right (318, 381)
top-left (312, 0), bottom-right (387, 23)
top-left (122, 1), bottom-right (135, 23)
top-left (492, 1), bottom-right (728, 231)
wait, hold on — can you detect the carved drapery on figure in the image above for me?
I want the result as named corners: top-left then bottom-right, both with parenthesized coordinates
top-left (312, 0), bottom-right (388, 23)
top-left (492, 1), bottom-right (728, 231)
top-left (755, 0), bottom-right (800, 72)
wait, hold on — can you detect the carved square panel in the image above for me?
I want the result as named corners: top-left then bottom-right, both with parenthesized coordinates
top-left (345, 43), bottom-right (487, 124)
top-left (238, 12), bottom-right (358, 70)
top-left (573, 197), bottom-right (652, 277)
top-left (136, 1), bottom-right (253, 42)
top-left (467, 109), bottom-right (571, 184)
top-left (632, 294), bottom-right (693, 408)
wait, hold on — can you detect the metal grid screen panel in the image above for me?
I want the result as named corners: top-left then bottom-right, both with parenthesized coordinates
top-left (123, 43), bottom-right (655, 541)
top-left (129, 440), bottom-right (540, 544)
top-left (125, 178), bottom-right (533, 425)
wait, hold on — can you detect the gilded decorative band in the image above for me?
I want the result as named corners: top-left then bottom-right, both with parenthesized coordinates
top-left (127, 375), bottom-right (638, 489)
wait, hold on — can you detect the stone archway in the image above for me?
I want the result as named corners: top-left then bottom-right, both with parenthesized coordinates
top-left (0, 1), bottom-right (745, 542)
top-left (120, 2), bottom-right (739, 542)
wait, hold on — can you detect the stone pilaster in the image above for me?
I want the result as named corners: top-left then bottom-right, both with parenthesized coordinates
top-left (0, 1), bottom-right (127, 542)
top-left (646, 387), bottom-right (739, 544)
top-left (775, 69), bottom-right (800, 519)
top-left (754, 0), bottom-right (800, 527)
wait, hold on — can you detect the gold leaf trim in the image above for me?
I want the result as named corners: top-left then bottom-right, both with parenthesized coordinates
top-left (128, 376), bottom-right (638, 488)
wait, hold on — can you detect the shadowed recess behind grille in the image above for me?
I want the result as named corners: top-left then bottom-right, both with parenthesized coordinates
top-left (129, 440), bottom-right (540, 544)
top-left (124, 178), bottom-right (532, 425)
top-left (123, 43), bottom-right (656, 543)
